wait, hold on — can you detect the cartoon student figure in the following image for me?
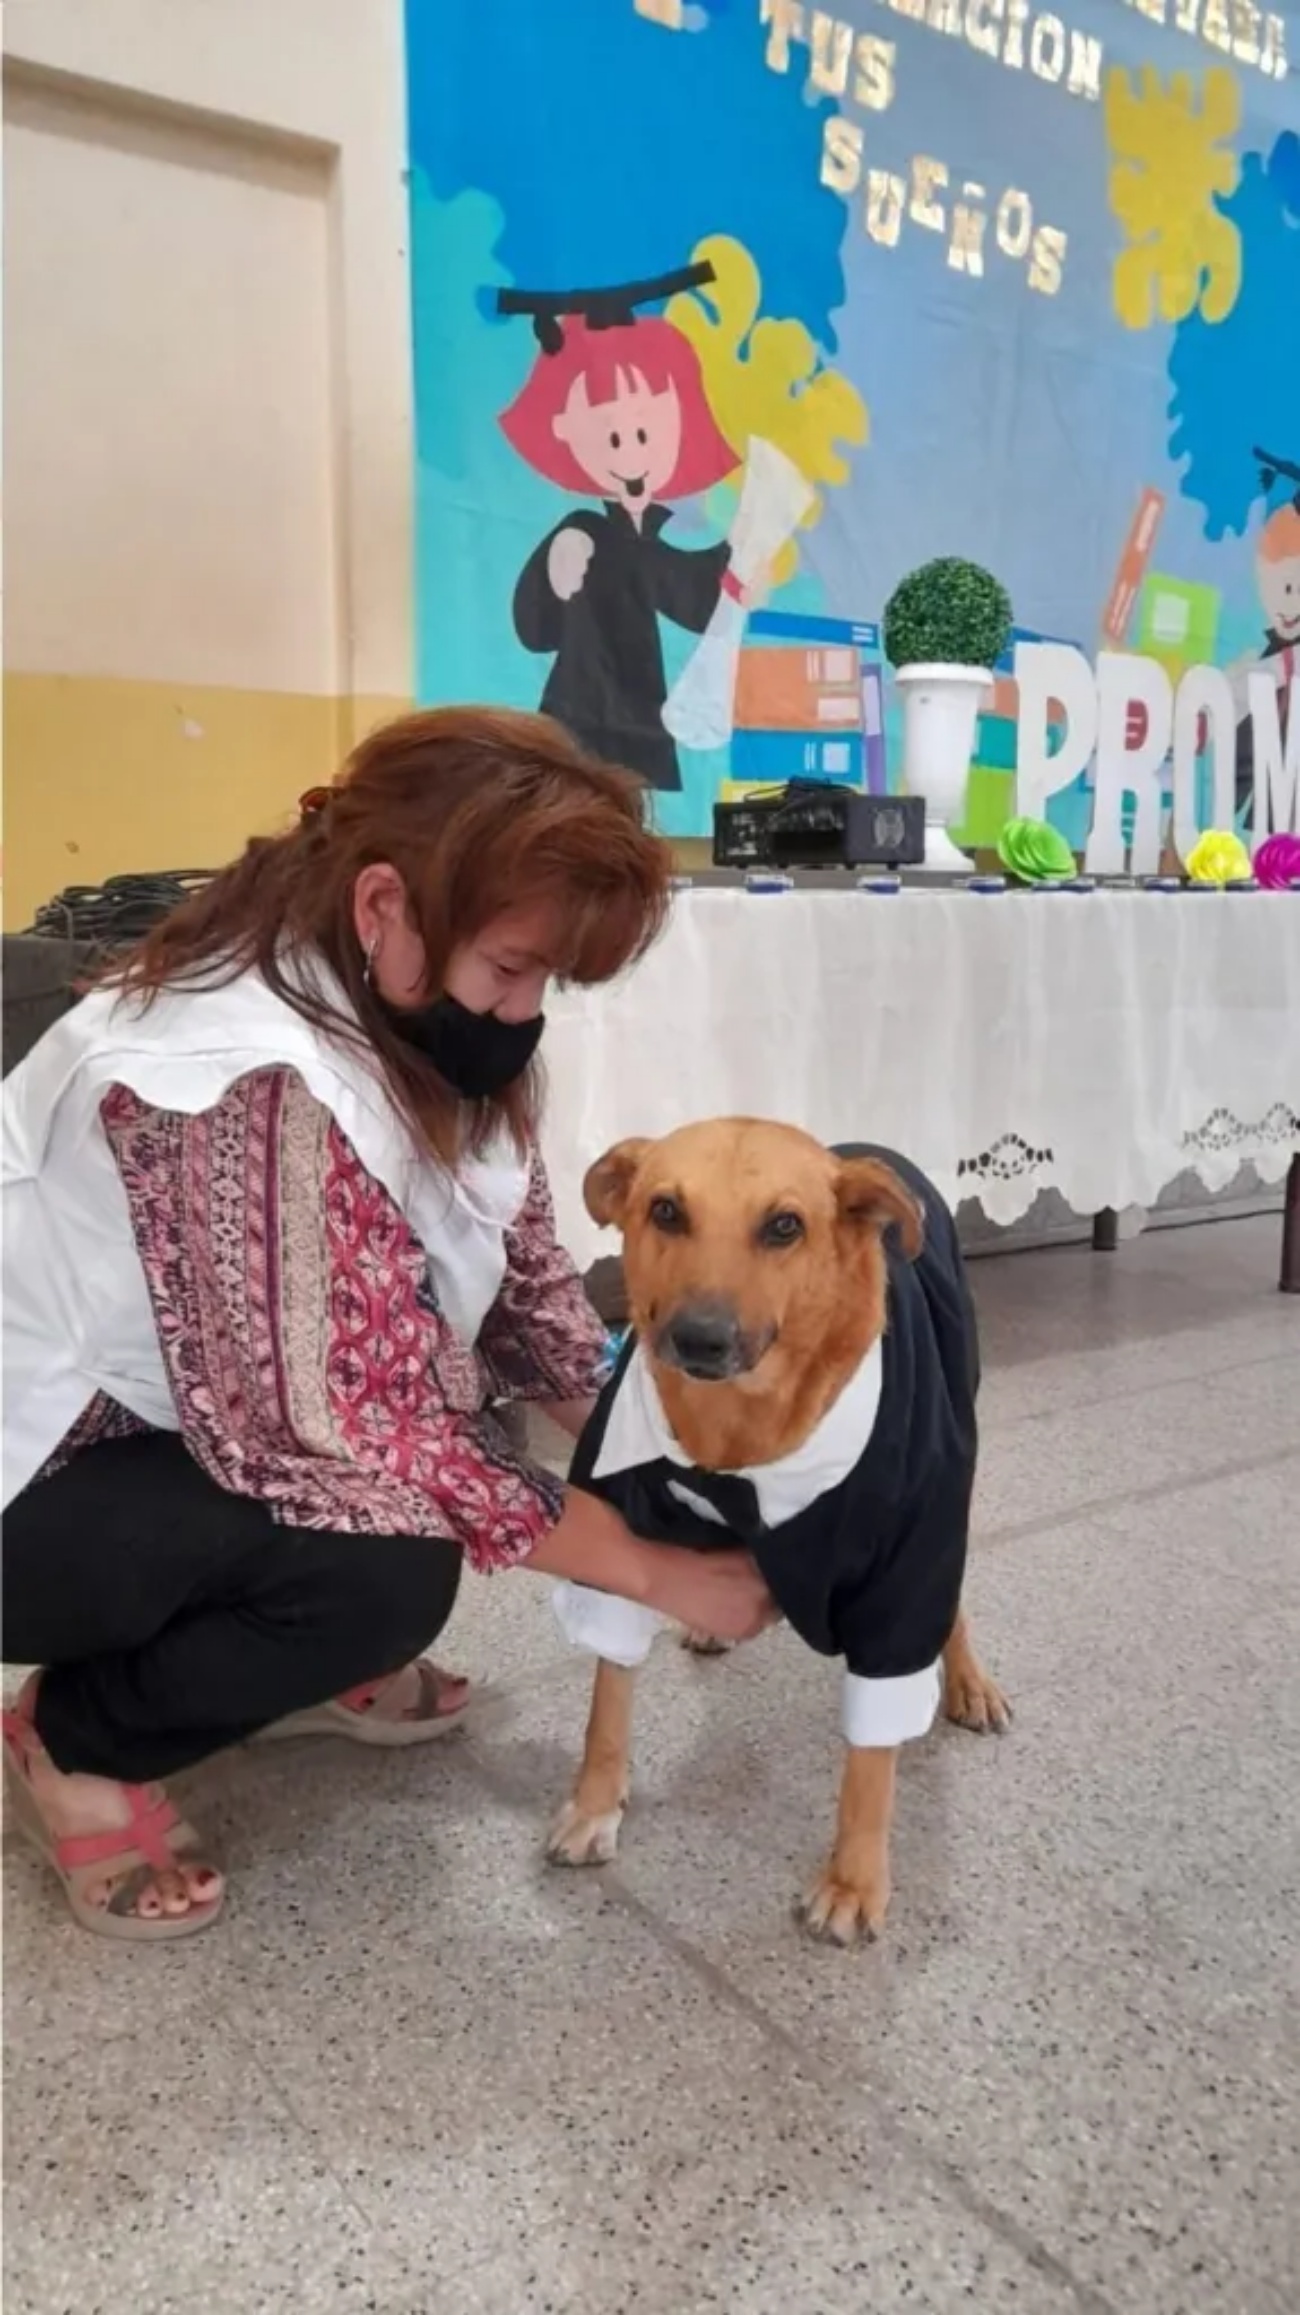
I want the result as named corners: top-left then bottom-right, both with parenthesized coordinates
top-left (498, 266), bottom-right (747, 792)
top-left (1231, 450), bottom-right (1300, 826)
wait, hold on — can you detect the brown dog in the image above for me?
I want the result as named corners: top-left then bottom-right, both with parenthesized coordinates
top-left (547, 1120), bottom-right (1010, 1945)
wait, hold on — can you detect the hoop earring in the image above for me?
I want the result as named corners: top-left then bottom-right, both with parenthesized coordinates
top-left (363, 935), bottom-right (379, 991)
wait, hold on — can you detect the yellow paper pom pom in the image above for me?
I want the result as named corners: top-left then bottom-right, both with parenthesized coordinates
top-left (1185, 829), bottom-right (1251, 886)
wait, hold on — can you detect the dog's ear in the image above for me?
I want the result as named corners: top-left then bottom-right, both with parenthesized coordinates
top-left (834, 1156), bottom-right (924, 1260)
top-left (583, 1138), bottom-right (652, 1230)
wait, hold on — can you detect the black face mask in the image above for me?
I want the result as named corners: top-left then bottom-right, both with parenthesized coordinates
top-left (378, 990), bottom-right (544, 1100)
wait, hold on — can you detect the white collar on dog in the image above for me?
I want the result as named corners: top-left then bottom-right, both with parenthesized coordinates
top-left (591, 1338), bottom-right (884, 1530)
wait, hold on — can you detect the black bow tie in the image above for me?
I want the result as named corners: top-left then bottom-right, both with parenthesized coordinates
top-left (648, 1457), bottom-right (766, 1543)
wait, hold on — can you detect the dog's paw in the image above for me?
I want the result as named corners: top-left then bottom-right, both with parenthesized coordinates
top-left (679, 1629), bottom-right (733, 1657)
top-left (943, 1661), bottom-right (1013, 1735)
top-left (545, 1796), bottom-right (626, 1868)
top-left (797, 1868), bottom-right (890, 1948)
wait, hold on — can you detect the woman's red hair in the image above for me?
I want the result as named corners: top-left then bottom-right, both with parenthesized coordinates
top-left (108, 708), bottom-right (673, 1166)
top-left (500, 315), bottom-right (737, 501)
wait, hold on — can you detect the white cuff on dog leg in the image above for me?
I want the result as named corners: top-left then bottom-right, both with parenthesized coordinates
top-left (842, 1663), bottom-right (942, 1748)
top-left (551, 1583), bottom-right (665, 1668)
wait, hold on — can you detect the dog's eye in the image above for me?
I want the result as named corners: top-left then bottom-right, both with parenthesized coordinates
top-left (759, 1210), bottom-right (804, 1248)
top-left (648, 1195), bottom-right (688, 1235)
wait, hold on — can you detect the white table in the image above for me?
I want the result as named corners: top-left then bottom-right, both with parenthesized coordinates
top-left (539, 888), bottom-right (1300, 1288)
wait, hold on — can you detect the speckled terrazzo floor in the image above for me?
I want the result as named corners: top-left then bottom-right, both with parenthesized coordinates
top-left (4, 1215), bottom-right (1299, 2315)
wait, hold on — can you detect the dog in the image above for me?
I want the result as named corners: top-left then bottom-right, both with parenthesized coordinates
top-left (546, 1120), bottom-right (1010, 1946)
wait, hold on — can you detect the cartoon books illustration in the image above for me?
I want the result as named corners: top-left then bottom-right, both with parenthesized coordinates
top-left (1101, 487), bottom-right (1164, 648)
top-left (1135, 574), bottom-right (1221, 687)
top-left (722, 610), bottom-right (886, 798)
top-left (733, 647), bottom-right (861, 728)
top-left (731, 732), bottom-right (866, 783)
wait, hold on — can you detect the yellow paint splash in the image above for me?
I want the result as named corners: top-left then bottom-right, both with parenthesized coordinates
top-left (667, 234), bottom-right (867, 582)
top-left (1104, 66), bottom-right (1242, 329)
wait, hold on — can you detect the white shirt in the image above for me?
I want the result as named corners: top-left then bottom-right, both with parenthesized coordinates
top-left (1, 959), bottom-right (529, 1508)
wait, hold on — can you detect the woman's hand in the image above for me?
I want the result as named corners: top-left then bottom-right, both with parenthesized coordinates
top-left (523, 1488), bottom-right (779, 1646)
top-left (643, 1545), bottom-right (779, 1645)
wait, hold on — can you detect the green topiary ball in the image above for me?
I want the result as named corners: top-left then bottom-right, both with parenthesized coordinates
top-left (883, 557), bottom-right (1013, 672)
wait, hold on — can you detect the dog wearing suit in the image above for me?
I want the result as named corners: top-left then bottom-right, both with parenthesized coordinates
top-left (547, 1120), bottom-right (1010, 1945)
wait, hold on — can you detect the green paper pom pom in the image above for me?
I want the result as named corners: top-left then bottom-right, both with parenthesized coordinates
top-left (997, 817), bottom-right (1076, 883)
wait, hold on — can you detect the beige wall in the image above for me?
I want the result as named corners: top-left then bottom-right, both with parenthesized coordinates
top-left (2, 0), bottom-right (414, 926)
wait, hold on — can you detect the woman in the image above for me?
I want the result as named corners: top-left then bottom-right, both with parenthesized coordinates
top-left (2, 707), bottom-right (773, 1941)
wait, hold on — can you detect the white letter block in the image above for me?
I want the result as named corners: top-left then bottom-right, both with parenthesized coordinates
top-left (1086, 652), bottom-right (1172, 877)
top-left (1172, 664), bottom-right (1236, 862)
top-left (1247, 667), bottom-right (1300, 839)
top-left (1014, 642), bottom-right (1097, 820)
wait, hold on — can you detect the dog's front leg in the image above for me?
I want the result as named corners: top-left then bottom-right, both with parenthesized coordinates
top-left (800, 1746), bottom-right (897, 1946)
top-left (547, 1658), bottom-right (637, 1867)
top-left (942, 1606), bottom-right (1012, 1733)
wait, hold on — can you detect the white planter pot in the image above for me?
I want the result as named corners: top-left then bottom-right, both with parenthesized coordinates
top-left (895, 662), bottom-right (991, 873)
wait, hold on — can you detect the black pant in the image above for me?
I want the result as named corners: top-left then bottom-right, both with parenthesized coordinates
top-left (2, 1434), bottom-right (462, 1782)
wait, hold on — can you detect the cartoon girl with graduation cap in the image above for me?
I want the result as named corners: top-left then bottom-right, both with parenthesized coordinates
top-left (498, 265), bottom-right (745, 792)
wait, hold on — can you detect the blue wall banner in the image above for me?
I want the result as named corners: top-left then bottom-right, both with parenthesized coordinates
top-left (406, 0), bottom-right (1299, 849)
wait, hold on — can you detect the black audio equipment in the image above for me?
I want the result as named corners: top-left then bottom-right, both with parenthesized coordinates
top-left (712, 782), bottom-right (925, 871)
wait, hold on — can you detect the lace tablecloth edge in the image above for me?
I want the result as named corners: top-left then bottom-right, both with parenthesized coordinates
top-left (952, 1112), bottom-right (1298, 1228)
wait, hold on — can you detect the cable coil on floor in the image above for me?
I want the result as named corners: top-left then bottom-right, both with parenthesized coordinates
top-left (24, 870), bottom-right (216, 950)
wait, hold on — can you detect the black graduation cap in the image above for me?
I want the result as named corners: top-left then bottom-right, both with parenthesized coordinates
top-left (1255, 444), bottom-right (1300, 512)
top-left (497, 261), bottom-right (715, 354)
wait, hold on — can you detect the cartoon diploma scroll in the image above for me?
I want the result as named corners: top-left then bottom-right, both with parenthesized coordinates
top-left (661, 437), bottom-right (815, 753)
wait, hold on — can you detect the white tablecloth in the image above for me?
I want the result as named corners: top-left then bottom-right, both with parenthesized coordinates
top-left (539, 889), bottom-right (1300, 1269)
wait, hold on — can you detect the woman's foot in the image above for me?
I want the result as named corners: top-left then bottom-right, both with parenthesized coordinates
top-left (255, 1657), bottom-right (471, 1747)
top-left (5, 1676), bottom-right (223, 1930)
top-left (344, 1660), bottom-right (470, 1726)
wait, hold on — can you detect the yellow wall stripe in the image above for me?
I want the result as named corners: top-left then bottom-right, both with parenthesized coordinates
top-left (3, 675), bottom-right (409, 929)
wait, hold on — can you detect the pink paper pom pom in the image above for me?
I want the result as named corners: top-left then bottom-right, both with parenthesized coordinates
top-left (1252, 834), bottom-right (1300, 889)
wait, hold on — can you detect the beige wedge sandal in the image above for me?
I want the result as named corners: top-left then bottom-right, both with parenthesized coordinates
top-left (2, 1703), bottom-right (224, 1942)
top-left (253, 1659), bottom-right (471, 1748)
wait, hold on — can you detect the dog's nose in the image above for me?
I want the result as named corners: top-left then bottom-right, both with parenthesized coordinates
top-left (660, 1302), bottom-right (742, 1379)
